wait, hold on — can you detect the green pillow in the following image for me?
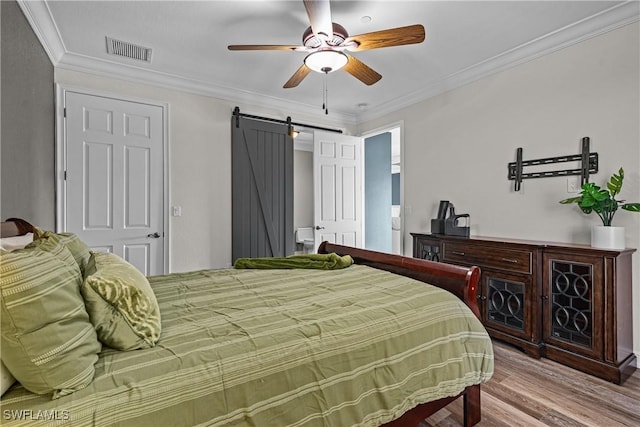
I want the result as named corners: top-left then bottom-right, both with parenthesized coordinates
top-left (0, 245), bottom-right (101, 399)
top-left (82, 252), bottom-right (161, 350)
top-left (25, 231), bottom-right (82, 284)
top-left (32, 230), bottom-right (91, 277)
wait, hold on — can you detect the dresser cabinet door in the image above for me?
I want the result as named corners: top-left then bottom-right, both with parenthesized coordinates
top-left (482, 270), bottom-right (533, 340)
top-left (542, 253), bottom-right (603, 359)
top-left (413, 236), bottom-right (442, 261)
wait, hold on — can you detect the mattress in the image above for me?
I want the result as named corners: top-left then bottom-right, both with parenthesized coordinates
top-left (1, 264), bottom-right (493, 426)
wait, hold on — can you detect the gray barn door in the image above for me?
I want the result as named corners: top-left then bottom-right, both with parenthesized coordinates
top-left (232, 117), bottom-right (294, 261)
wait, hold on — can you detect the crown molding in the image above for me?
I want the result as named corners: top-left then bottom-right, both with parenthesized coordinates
top-left (17, 0), bottom-right (357, 127)
top-left (55, 52), bottom-right (357, 127)
top-left (17, 0), bottom-right (65, 64)
top-left (356, 1), bottom-right (640, 124)
top-left (19, 0), bottom-right (638, 127)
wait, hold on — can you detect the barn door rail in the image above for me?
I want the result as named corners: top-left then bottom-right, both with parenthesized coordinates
top-left (232, 107), bottom-right (343, 135)
top-left (508, 137), bottom-right (598, 191)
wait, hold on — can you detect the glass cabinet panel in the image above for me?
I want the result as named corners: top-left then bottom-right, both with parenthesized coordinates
top-left (420, 244), bottom-right (440, 261)
top-left (487, 277), bottom-right (525, 332)
top-left (549, 260), bottom-right (593, 348)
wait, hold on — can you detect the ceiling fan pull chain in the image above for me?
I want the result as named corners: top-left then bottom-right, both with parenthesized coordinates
top-left (322, 74), bottom-right (325, 112)
top-left (324, 72), bottom-right (329, 115)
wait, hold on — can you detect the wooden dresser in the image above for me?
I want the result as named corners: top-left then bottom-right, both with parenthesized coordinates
top-left (411, 233), bottom-right (636, 384)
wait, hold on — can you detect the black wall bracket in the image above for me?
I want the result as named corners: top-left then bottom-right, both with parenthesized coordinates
top-left (508, 137), bottom-right (598, 191)
top-left (232, 106), bottom-right (343, 134)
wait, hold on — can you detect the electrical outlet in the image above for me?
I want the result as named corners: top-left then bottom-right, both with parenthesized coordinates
top-left (567, 177), bottom-right (581, 193)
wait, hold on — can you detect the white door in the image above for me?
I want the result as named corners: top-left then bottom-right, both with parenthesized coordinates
top-left (63, 91), bottom-right (165, 276)
top-left (313, 131), bottom-right (363, 250)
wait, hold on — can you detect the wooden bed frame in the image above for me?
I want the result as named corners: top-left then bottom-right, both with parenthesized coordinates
top-left (1, 219), bottom-right (485, 426)
top-left (0, 217), bottom-right (36, 238)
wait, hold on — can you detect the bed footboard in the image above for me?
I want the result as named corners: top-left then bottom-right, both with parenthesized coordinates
top-left (318, 241), bottom-right (482, 319)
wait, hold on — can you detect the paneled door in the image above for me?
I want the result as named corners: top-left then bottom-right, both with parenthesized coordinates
top-left (313, 131), bottom-right (363, 250)
top-left (63, 91), bottom-right (165, 275)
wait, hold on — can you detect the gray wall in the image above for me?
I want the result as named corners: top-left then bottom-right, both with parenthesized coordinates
top-left (1, 0), bottom-right (55, 229)
top-left (364, 132), bottom-right (392, 252)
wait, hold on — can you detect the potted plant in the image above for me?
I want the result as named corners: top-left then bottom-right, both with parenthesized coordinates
top-left (560, 168), bottom-right (640, 249)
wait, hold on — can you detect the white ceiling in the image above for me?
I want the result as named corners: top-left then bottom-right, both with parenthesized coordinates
top-left (20, 1), bottom-right (639, 124)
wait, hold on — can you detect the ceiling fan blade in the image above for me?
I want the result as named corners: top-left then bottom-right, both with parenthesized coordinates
top-left (344, 24), bottom-right (426, 51)
top-left (284, 64), bottom-right (312, 88)
top-left (343, 55), bottom-right (382, 86)
top-left (304, 0), bottom-right (333, 39)
top-left (228, 44), bottom-right (303, 51)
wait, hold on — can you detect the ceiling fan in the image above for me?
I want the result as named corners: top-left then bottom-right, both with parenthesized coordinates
top-left (227, 0), bottom-right (426, 89)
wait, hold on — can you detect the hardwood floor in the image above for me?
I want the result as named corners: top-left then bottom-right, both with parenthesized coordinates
top-left (421, 341), bottom-right (640, 427)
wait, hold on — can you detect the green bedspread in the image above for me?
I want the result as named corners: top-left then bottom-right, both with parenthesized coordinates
top-left (1, 265), bottom-right (493, 427)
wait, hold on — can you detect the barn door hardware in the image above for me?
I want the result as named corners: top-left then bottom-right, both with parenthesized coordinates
top-left (508, 137), bottom-right (598, 191)
top-left (232, 106), bottom-right (343, 134)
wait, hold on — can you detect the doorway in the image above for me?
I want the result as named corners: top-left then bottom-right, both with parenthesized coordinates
top-left (363, 124), bottom-right (403, 255)
top-left (293, 123), bottom-right (403, 255)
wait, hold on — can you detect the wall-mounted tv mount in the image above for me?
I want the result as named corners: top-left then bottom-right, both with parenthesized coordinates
top-left (508, 136), bottom-right (598, 191)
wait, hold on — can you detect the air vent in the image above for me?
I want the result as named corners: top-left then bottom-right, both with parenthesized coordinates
top-left (106, 36), bottom-right (152, 62)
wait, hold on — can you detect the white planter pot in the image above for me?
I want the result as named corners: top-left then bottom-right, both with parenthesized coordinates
top-left (591, 225), bottom-right (625, 250)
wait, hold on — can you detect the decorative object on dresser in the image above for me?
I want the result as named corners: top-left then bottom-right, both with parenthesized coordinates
top-left (559, 167), bottom-right (640, 250)
top-left (412, 233), bottom-right (636, 384)
top-left (430, 200), bottom-right (470, 237)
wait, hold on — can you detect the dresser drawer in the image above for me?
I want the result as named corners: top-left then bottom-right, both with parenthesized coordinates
top-left (442, 241), bottom-right (532, 274)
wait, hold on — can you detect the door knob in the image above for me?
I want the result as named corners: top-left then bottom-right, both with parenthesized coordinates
top-left (315, 226), bottom-right (325, 230)
top-left (147, 232), bottom-right (161, 238)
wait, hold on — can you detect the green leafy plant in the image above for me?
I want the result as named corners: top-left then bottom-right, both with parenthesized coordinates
top-left (560, 168), bottom-right (640, 226)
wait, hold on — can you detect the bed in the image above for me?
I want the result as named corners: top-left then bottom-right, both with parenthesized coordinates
top-left (0, 218), bottom-right (493, 426)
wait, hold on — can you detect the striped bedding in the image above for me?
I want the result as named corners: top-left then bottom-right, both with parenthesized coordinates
top-left (1, 264), bottom-right (493, 426)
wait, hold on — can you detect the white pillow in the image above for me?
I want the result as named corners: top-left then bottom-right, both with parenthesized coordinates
top-left (0, 232), bottom-right (34, 251)
top-left (1, 361), bottom-right (16, 396)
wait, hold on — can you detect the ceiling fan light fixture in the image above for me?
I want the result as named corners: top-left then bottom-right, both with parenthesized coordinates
top-left (304, 50), bottom-right (348, 73)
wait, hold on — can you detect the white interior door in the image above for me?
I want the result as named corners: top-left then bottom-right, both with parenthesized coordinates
top-left (313, 131), bottom-right (363, 250)
top-left (63, 91), bottom-right (165, 276)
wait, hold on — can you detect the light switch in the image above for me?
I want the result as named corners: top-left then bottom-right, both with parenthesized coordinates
top-left (172, 206), bottom-right (182, 217)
